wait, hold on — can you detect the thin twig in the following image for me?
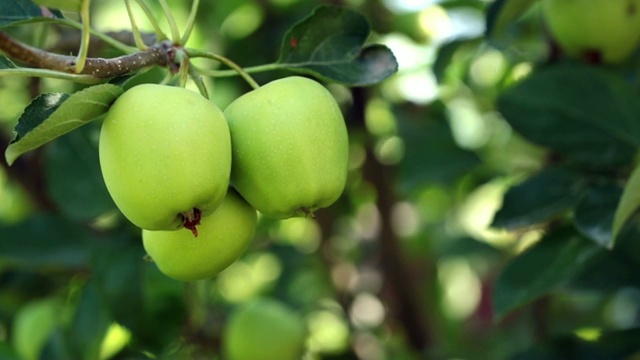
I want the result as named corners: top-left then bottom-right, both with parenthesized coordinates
top-left (0, 32), bottom-right (174, 79)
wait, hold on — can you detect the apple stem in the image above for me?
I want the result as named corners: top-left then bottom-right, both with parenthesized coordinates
top-left (182, 208), bottom-right (202, 237)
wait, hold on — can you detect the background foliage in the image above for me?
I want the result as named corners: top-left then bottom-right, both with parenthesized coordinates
top-left (2, 0), bottom-right (640, 359)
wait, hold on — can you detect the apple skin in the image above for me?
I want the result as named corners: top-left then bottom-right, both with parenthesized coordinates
top-left (142, 189), bottom-right (256, 281)
top-left (223, 298), bottom-right (307, 360)
top-left (99, 84), bottom-right (231, 232)
top-left (223, 76), bottom-right (349, 219)
top-left (542, 0), bottom-right (640, 63)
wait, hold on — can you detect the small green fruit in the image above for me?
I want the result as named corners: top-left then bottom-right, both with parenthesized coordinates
top-left (224, 76), bottom-right (349, 219)
top-left (99, 84), bottom-right (231, 234)
top-left (223, 298), bottom-right (306, 360)
top-left (142, 189), bottom-right (256, 281)
top-left (542, 0), bottom-right (640, 63)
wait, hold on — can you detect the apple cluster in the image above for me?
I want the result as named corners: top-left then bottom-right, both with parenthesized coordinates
top-left (98, 76), bottom-right (349, 281)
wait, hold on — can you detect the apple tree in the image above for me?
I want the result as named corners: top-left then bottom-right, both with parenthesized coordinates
top-left (2, 0), bottom-right (640, 359)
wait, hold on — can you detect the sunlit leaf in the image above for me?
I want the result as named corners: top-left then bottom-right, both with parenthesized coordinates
top-left (277, 5), bottom-right (397, 86)
top-left (5, 84), bottom-right (123, 165)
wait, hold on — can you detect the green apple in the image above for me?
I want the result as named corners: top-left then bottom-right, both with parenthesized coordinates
top-left (99, 84), bottom-right (231, 235)
top-left (142, 189), bottom-right (256, 281)
top-left (541, 0), bottom-right (640, 63)
top-left (224, 76), bottom-right (349, 219)
top-left (223, 298), bottom-right (307, 360)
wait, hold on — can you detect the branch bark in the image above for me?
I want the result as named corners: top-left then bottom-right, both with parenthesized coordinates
top-left (0, 32), bottom-right (173, 78)
top-left (351, 87), bottom-right (433, 352)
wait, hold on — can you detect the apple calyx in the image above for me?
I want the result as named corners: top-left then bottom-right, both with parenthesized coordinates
top-left (181, 208), bottom-right (202, 237)
top-left (300, 207), bottom-right (316, 219)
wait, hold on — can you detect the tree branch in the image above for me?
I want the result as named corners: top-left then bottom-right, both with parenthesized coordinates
top-left (0, 32), bottom-right (174, 79)
top-left (351, 87), bottom-right (433, 352)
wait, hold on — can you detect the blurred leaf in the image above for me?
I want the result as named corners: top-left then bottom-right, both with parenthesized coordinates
top-left (612, 164), bottom-right (640, 243)
top-left (0, 56), bottom-right (16, 69)
top-left (66, 280), bottom-right (112, 360)
top-left (573, 183), bottom-right (621, 248)
top-left (45, 122), bottom-right (115, 221)
top-left (612, 221), bottom-right (640, 267)
top-left (435, 236), bottom-right (502, 258)
top-left (396, 103), bottom-right (481, 193)
top-left (139, 265), bottom-right (186, 352)
top-left (92, 237), bottom-right (145, 331)
top-left (493, 227), bottom-right (600, 319)
top-left (277, 5), bottom-right (397, 86)
top-left (0, 0), bottom-right (63, 27)
top-left (569, 247), bottom-right (640, 292)
top-left (0, 214), bottom-right (90, 268)
top-left (41, 327), bottom-right (73, 360)
top-left (5, 84), bottom-right (123, 166)
top-left (433, 39), bottom-right (474, 83)
top-left (492, 167), bottom-right (586, 230)
top-left (498, 62), bottom-right (640, 167)
top-left (509, 328), bottom-right (640, 360)
top-left (485, 0), bottom-right (539, 47)
top-left (0, 343), bottom-right (21, 360)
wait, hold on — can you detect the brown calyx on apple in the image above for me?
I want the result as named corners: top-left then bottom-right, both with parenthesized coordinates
top-left (300, 207), bottom-right (316, 219)
top-left (182, 208), bottom-right (202, 237)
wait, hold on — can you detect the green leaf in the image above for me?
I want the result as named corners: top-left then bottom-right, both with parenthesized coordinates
top-left (611, 221), bottom-right (640, 267)
top-left (612, 164), bottom-right (640, 242)
top-left (5, 83), bottom-right (123, 165)
top-left (573, 183), bottom-right (621, 248)
top-left (493, 227), bottom-right (600, 319)
top-left (0, 214), bottom-right (90, 268)
top-left (66, 281), bottom-right (112, 360)
top-left (0, 56), bottom-right (16, 69)
top-left (492, 167), bottom-right (586, 230)
top-left (0, 0), bottom-right (64, 27)
top-left (569, 248), bottom-right (640, 292)
top-left (498, 62), bottom-right (640, 167)
top-left (485, 0), bottom-right (539, 47)
top-left (277, 5), bottom-right (397, 86)
top-left (44, 122), bottom-right (115, 221)
top-left (92, 237), bottom-right (145, 332)
top-left (509, 328), bottom-right (640, 360)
